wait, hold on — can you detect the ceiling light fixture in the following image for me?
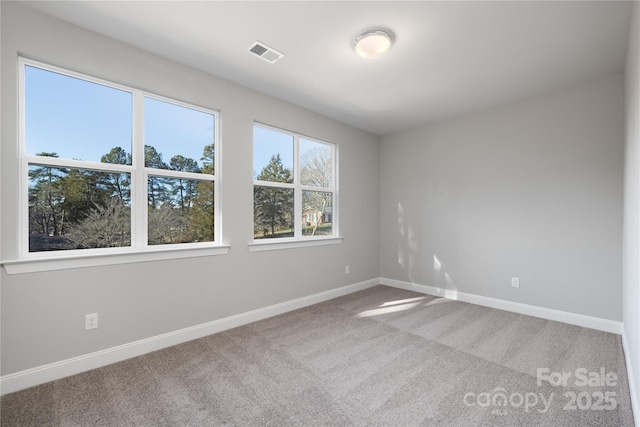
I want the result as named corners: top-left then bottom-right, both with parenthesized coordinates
top-left (354, 29), bottom-right (392, 59)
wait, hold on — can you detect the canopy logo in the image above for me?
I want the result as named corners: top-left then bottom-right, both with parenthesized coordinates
top-left (463, 388), bottom-right (553, 415)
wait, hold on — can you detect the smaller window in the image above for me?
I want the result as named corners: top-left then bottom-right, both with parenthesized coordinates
top-left (253, 124), bottom-right (337, 241)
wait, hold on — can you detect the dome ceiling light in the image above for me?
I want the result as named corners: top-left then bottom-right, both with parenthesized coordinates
top-left (354, 29), bottom-right (392, 59)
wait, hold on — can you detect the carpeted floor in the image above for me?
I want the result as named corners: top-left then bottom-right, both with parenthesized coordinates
top-left (1, 285), bottom-right (635, 426)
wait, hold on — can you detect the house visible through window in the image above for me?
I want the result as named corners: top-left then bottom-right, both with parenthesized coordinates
top-left (253, 124), bottom-right (336, 240)
top-left (21, 59), bottom-right (219, 255)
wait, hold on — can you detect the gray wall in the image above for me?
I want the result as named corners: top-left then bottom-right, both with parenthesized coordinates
top-left (624, 1), bottom-right (640, 411)
top-left (380, 73), bottom-right (624, 321)
top-left (0, 3), bottom-right (380, 375)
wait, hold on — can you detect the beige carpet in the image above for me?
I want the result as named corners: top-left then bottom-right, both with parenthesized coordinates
top-left (1, 285), bottom-right (634, 426)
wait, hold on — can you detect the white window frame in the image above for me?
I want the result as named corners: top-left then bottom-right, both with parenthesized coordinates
top-left (7, 58), bottom-right (227, 274)
top-left (249, 123), bottom-right (342, 252)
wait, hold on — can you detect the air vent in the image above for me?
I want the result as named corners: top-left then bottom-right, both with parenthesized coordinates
top-left (248, 41), bottom-right (284, 64)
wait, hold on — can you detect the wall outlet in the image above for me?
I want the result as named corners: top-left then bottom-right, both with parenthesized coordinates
top-left (511, 277), bottom-right (520, 288)
top-left (345, 265), bottom-right (350, 274)
top-left (85, 313), bottom-right (98, 330)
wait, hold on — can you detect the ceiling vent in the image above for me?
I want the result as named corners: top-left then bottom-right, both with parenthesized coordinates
top-left (248, 41), bottom-right (284, 64)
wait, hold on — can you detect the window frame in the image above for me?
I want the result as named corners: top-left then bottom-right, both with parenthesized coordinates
top-left (15, 58), bottom-right (226, 269)
top-left (250, 122), bottom-right (341, 250)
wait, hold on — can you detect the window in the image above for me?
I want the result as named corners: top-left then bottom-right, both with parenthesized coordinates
top-left (20, 59), bottom-right (219, 257)
top-left (253, 124), bottom-right (336, 242)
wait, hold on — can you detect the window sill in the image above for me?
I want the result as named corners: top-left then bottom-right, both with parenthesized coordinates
top-left (1, 245), bottom-right (230, 275)
top-left (248, 237), bottom-right (343, 252)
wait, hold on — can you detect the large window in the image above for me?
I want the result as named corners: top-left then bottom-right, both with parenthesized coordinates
top-left (21, 59), bottom-right (219, 256)
top-left (253, 124), bottom-right (336, 241)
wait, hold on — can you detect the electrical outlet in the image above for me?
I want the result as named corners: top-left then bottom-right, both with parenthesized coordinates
top-left (345, 265), bottom-right (350, 274)
top-left (511, 277), bottom-right (520, 288)
top-left (85, 313), bottom-right (98, 330)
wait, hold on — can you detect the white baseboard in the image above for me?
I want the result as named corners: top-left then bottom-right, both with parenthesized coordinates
top-left (0, 278), bottom-right (379, 395)
top-left (380, 277), bottom-right (623, 335)
top-left (2, 277), bottom-right (626, 396)
top-left (622, 328), bottom-right (639, 426)
top-left (382, 278), bottom-right (637, 420)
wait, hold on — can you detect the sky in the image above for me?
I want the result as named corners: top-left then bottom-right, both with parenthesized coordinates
top-left (25, 64), bottom-right (328, 180)
top-left (253, 125), bottom-right (293, 178)
top-left (253, 125), bottom-right (332, 180)
top-left (25, 65), bottom-right (214, 169)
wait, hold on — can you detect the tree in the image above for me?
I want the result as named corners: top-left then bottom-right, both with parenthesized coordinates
top-left (70, 198), bottom-right (131, 248)
top-left (254, 154), bottom-right (294, 237)
top-left (300, 147), bottom-right (333, 236)
top-left (29, 151), bottom-right (131, 250)
top-left (148, 202), bottom-right (186, 245)
top-left (101, 146), bottom-right (131, 203)
top-left (187, 180), bottom-right (214, 242)
top-left (146, 146), bottom-right (216, 244)
top-left (300, 146), bottom-right (332, 188)
top-left (145, 145), bottom-right (170, 207)
top-left (28, 153), bottom-right (67, 237)
top-left (201, 144), bottom-right (214, 174)
top-left (183, 144), bottom-right (216, 242)
top-left (59, 168), bottom-right (110, 226)
top-left (169, 155), bottom-right (200, 211)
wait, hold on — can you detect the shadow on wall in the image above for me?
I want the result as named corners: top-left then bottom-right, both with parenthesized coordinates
top-left (397, 201), bottom-right (459, 292)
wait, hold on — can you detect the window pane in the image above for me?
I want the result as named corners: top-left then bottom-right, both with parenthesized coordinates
top-left (147, 176), bottom-right (214, 245)
top-left (25, 65), bottom-right (132, 163)
top-left (302, 191), bottom-right (333, 237)
top-left (28, 164), bottom-right (131, 251)
top-left (253, 126), bottom-right (293, 182)
top-left (144, 97), bottom-right (215, 174)
top-left (253, 186), bottom-right (294, 239)
top-left (300, 138), bottom-right (333, 188)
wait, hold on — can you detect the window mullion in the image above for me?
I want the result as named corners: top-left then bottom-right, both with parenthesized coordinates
top-left (333, 145), bottom-right (339, 236)
top-left (25, 156), bottom-right (133, 174)
top-left (300, 185), bottom-right (333, 192)
top-left (214, 111), bottom-right (221, 244)
top-left (253, 180), bottom-right (294, 189)
top-left (19, 59), bottom-right (28, 257)
top-left (147, 169), bottom-right (216, 181)
top-left (132, 90), bottom-right (147, 249)
top-left (293, 136), bottom-right (302, 238)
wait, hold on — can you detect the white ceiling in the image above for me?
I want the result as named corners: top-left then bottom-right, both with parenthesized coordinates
top-left (24, 1), bottom-right (632, 136)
